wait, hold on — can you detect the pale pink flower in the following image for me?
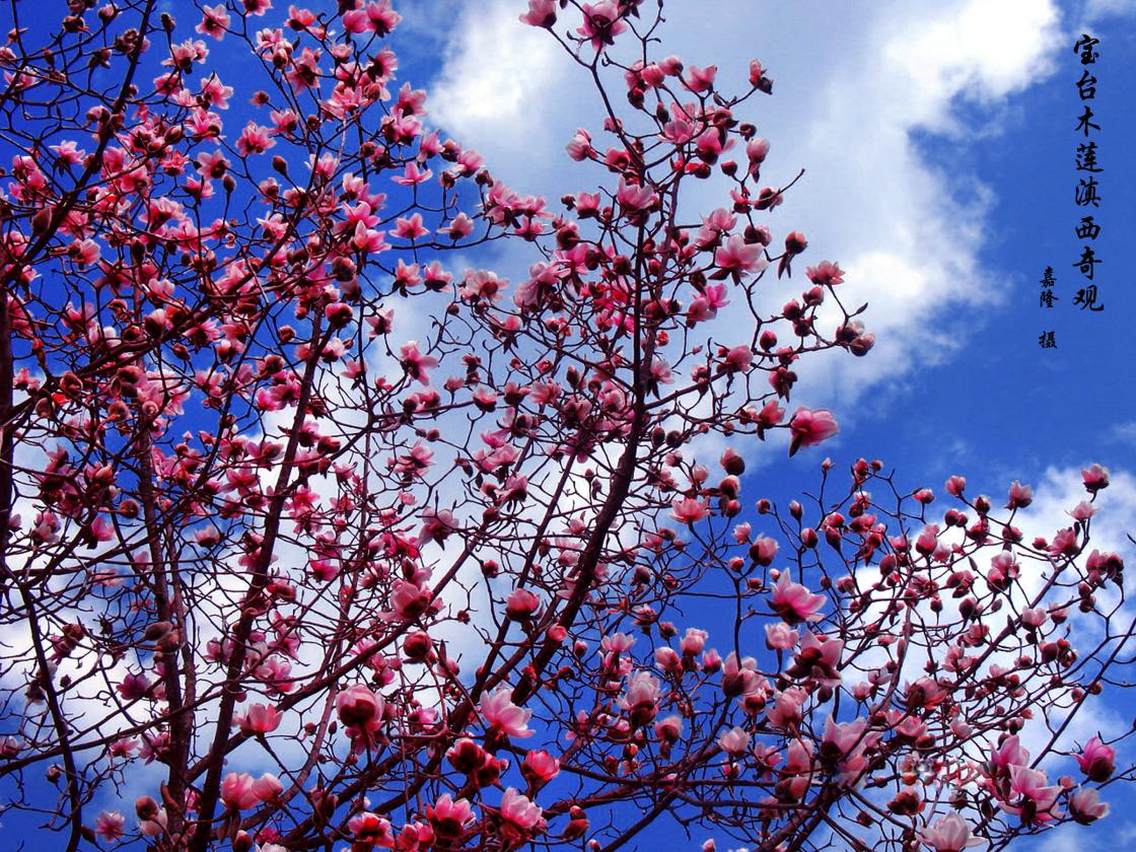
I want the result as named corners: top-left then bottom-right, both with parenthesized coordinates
top-left (919, 813), bottom-right (980, 851)
top-left (1076, 736), bottom-right (1116, 782)
top-left (671, 497), bottom-right (709, 525)
top-left (714, 235), bottom-right (766, 277)
top-left (1069, 787), bottom-right (1110, 824)
top-left (788, 408), bottom-right (838, 456)
top-left (96, 810), bottom-right (126, 841)
top-left (235, 702), bottom-right (282, 735)
top-left (769, 570), bottom-right (825, 624)
top-left (717, 726), bottom-right (751, 756)
top-left (221, 771), bottom-right (259, 810)
top-left (480, 688), bottom-right (533, 739)
top-left (498, 787), bottom-right (546, 843)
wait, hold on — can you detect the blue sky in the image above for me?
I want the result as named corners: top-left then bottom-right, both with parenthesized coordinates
top-left (3, 0), bottom-right (1136, 848)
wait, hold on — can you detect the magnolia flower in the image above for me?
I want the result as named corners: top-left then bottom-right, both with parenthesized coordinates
top-left (671, 497), bottom-right (709, 525)
top-left (919, 813), bottom-right (980, 851)
top-left (765, 622), bottom-right (799, 651)
top-left (498, 787), bottom-right (546, 844)
top-left (1003, 764), bottom-right (1061, 824)
top-left (788, 408), bottom-right (838, 456)
top-left (95, 811), bottom-right (126, 842)
top-left (1076, 736), bottom-right (1116, 782)
top-left (714, 235), bottom-right (767, 277)
top-left (235, 702), bottom-right (282, 735)
top-left (220, 772), bottom-right (259, 810)
top-left (522, 749), bottom-right (561, 784)
top-left (428, 794), bottom-right (475, 841)
top-left (769, 570), bottom-right (825, 624)
top-left (1069, 787), bottom-right (1110, 824)
top-left (717, 726), bottom-right (751, 756)
top-left (480, 688), bottom-right (533, 739)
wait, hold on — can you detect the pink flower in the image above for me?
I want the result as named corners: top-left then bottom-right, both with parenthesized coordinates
top-left (680, 628), bottom-right (708, 656)
top-left (769, 570), bottom-right (825, 624)
top-left (96, 810), bottom-right (126, 841)
top-left (989, 734), bottom-right (1029, 774)
top-left (577, 1), bottom-right (627, 50)
top-left (400, 341), bottom-right (438, 385)
top-left (1003, 764), bottom-right (1060, 824)
top-left (764, 622), bottom-right (799, 651)
top-left (221, 771), bottom-right (259, 810)
top-left (237, 122), bottom-right (275, 156)
top-left (348, 811), bottom-right (395, 848)
top-left (717, 726), bottom-right (751, 756)
top-left (196, 4), bottom-right (230, 40)
top-left (336, 684), bottom-right (385, 748)
top-left (520, 0), bottom-right (557, 28)
top-left (788, 408), bottom-right (838, 456)
top-left (428, 794), bottom-right (475, 841)
top-left (1006, 480), bottom-right (1033, 509)
top-left (1082, 463), bottom-right (1110, 492)
top-left (342, 1), bottom-right (401, 36)
top-left (714, 235), bottom-right (767, 278)
top-left (235, 702), bottom-right (282, 735)
top-left (722, 345), bottom-right (753, 373)
top-left (616, 179), bottom-right (659, 214)
top-left (498, 788), bottom-right (546, 844)
top-left (480, 688), bottom-right (533, 739)
top-left (1069, 787), bottom-right (1110, 824)
top-left (919, 813), bottom-right (979, 851)
top-left (252, 772), bottom-right (282, 802)
top-left (671, 497), bottom-right (709, 525)
top-left (506, 588), bottom-right (540, 620)
top-left (522, 749), bottom-right (561, 784)
top-left (1076, 736), bottom-right (1115, 782)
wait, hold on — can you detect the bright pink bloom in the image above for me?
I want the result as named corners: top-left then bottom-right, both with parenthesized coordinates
top-left (714, 235), bottom-right (766, 277)
top-left (235, 702), bottom-right (282, 735)
top-left (96, 811), bottom-right (126, 841)
top-left (498, 788), bottom-right (546, 843)
top-left (1076, 736), bottom-right (1116, 782)
top-left (769, 570), bottom-right (825, 624)
top-left (671, 497), bottom-right (709, 525)
top-left (480, 688), bottom-right (533, 739)
top-left (788, 408), bottom-right (838, 456)
top-left (919, 813), bottom-right (979, 851)
top-left (1070, 787), bottom-right (1110, 824)
top-left (221, 771), bottom-right (259, 810)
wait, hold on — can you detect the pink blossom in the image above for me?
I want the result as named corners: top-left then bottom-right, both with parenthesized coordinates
top-left (480, 688), bottom-right (533, 739)
top-left (765, 622), bottom-right (799, 651)
top-left (1076, 736), bottom-right (1116, 782)
top-left (919, 813), bottom-right (979, 851)
top-left (221, 771), bottom-right (259, 810)
top-left (788, 408), bottom-right (838, 456)
top-left (522, 749), bottom-right (561, 783)
top-left (428, 794), bottom-right (475, 841)
top-left (1069, 787), bottom-right (1110, 824)
top-left (235, 702), bottom-right (282, 735)
top-left (714, 235), bottom-right (767, 277)
top-left (400, 341), bottom-right (438, 385)
top-left (717, 726), bottom-right (751, 756)
top-left (671, 497), bottom-right (709, 525)
top-left (1003, 764), bottom-right (1061, 824)
top-left (769, 570), bottom-right (825, 624)
top-left (96, 810), bottom-right (126, 841)
top-left (520, 0), bottom-right (557, 27)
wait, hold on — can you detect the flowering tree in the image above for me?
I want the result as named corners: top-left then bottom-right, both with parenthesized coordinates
top-left (0, 1), bottom-right (1132, 850)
